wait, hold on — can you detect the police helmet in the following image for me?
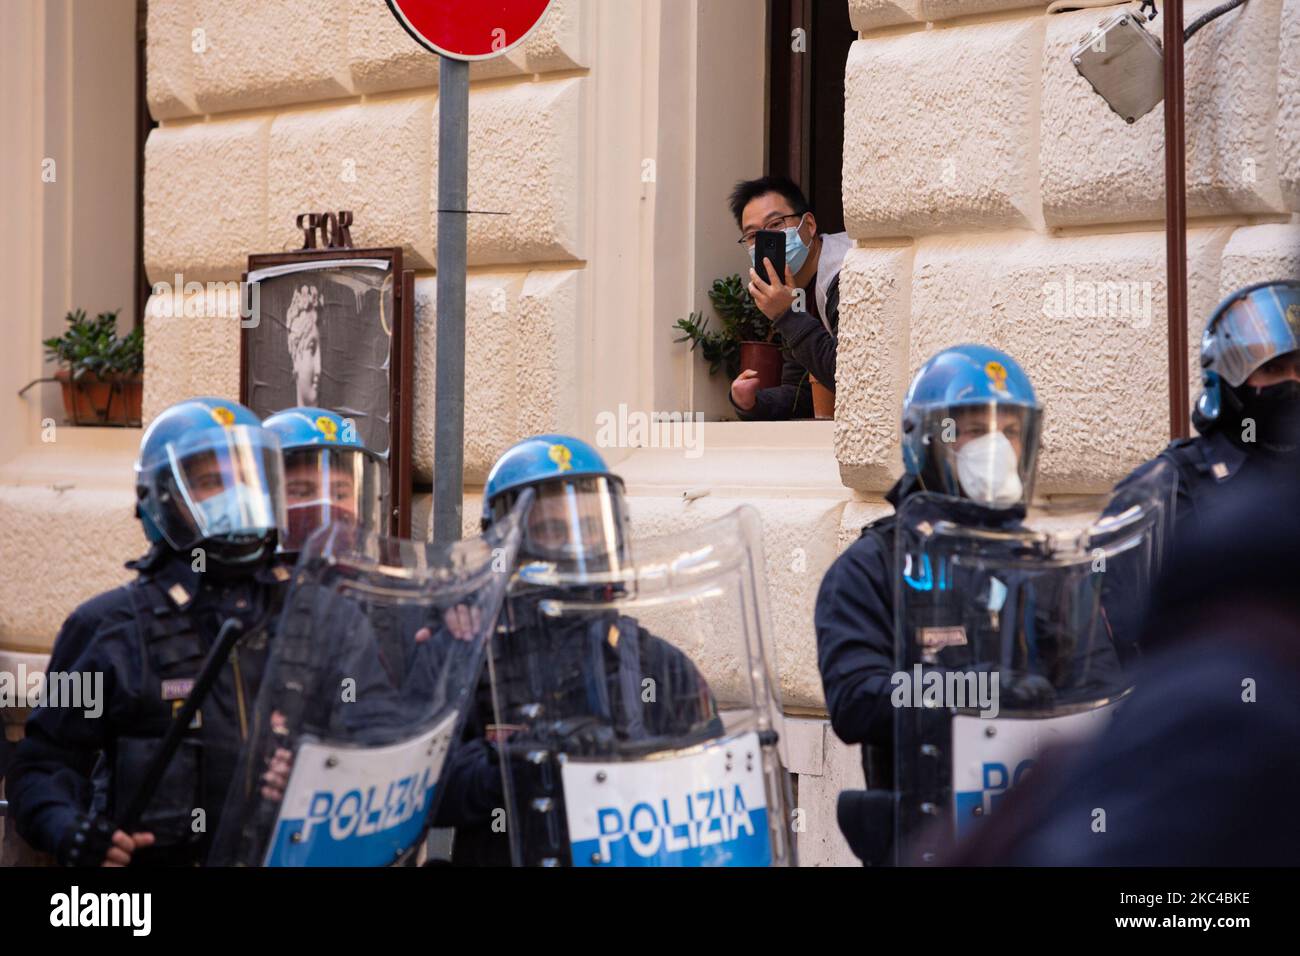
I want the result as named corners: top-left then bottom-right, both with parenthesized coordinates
top-left (136, 397), bottom-right (286, 566)
top-left (262, 407), bottom-right (387, 553)
top-left (901, 344), bottom-right (1042, 510)
top-left (1194, 279), bottom-right (1300, 435)
top-left (483, 435), bottom-right (632, 583)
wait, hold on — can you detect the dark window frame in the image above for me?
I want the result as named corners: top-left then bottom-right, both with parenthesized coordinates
top-left (135, 0), bottom-right (157, 329)
top-left (766, 0), bottom-right (855, 235)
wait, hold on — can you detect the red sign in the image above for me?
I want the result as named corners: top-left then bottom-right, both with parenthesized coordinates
top-left (386, 0), bottom-right (554, 61)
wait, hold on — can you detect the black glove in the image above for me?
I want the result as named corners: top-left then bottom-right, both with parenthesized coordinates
top-left (548, 716), bottom-right (619, 755)
top-left (1000, 671), bottom-right (1057, 709)
top-left (837, 790), bottom-right (895, 866)
top-left (57, 813), bottom-right (117, 867)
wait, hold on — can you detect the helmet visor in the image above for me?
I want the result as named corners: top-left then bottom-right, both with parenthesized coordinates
top-left (280, 446), bottom-right (387, 552)
top-left (491, 475), bottom-right (632, 584)
top-left (918, 403), bottom-right (1042, 509)
top-left (1204, 281), bottom-right (1300, 388)
top-left (153, 425), bottom-right (286, 549)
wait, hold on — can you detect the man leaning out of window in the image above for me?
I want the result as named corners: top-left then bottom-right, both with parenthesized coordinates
top-left (728, 175), bottom-right (851, 421)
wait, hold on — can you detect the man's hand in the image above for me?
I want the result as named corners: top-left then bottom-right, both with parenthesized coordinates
top-left (59, 813), bottom-right (153, 867)
top-left (102, 830), bottom-right (156, 867)
top-left (748, 261), bottom-right (797, 322)
top-left (260, 709), bottom-right (293, 801)
top-left (730, 369), bottom-right (762, 412)
top-left (261, 747), bottom-right (294, 802)
top-left (438, 604), bottom-right (482, 642)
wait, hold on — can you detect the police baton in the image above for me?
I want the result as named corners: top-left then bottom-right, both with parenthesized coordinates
top-left (119, 617), bottom-right (245, 833)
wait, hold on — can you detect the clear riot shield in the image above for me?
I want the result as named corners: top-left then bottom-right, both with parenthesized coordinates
top-left (1092, 459), bottom-right (1180, 668)
top-left (892, 460), bottom-right (1176, 864)
top-left (489, 506), bottom-right (795, 867)
top-left (207, 503), bottom-right (525, 867)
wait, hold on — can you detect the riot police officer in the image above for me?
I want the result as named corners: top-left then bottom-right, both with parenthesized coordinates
top-left (7, 397), bottom-right (289, 866)
top-left (947, 466), bottom-right (1300, 866)
top-left (249, 407), bottom-right (392, 807)
top-left (814, 346), bottom-right (1046, 861)
top-left (434, 435), bottom-right (724, 866)
top-left (261, 406), bottom-right (386, 557)
top-left (209, 491), bottom-right (526, 868)
top-left (1113, 279), bottom-right (1300, 533)
top-left (819, 346), bottom-right (1165, 865)
top-left (255, 405), bottom-right (461, 805)
top-left (816, 346), bottom-right (1043, 783)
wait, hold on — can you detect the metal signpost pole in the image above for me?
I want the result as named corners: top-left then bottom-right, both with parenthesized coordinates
top-left (386, 0), bottom-right (552, 542)
top-left (1163, 0), bottom-right (1190, 440)
top-left (433, 55), bottom-right (469, 543)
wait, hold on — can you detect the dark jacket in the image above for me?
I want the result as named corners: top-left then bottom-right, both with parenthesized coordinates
top-left (7, 547), bottom-right (286, 865)
top-left (815, 476), bottom-right (1032, 784)
top-left (1103, 428), bottom-right (1288, 669)
top-left (732, 266), bottom-right (840, 421)
top-left (434, 594), bottom-right (721, 866)
top-left (1112, 427), bottom-right (1261, 536)
top-left (814, 476), bottom-right (911, 776)
top-left (947, 467), bottom-right (1300, 865)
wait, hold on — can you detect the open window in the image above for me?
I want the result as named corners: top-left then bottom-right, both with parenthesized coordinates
top-left (767, 0), bottom-right (855, 237)
top-left (674, 1), bottom-right (855, 423)
top-left (136, 0), bottom-right (158, 330)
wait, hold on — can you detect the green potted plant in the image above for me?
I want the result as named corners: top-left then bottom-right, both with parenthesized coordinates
top-left (674, 274), bottom-right (784, 389)
top-left (42, 309), bottom-right (144, 426)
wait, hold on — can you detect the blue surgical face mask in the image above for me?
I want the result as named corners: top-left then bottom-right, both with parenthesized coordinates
top-left (195, 485), bottom-right (275, 539)
top-left (748, 214), bottom-right (812, 275)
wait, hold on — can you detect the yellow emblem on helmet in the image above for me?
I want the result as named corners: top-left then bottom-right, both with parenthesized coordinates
top-left (548, 443), bottom-right (573, 472)
top-left (1286, 303), bottom-right (1300, 332)
top-left (985, 361), bottom-right (1009, 394)
top-left (316, 416), bottom-right (339, 441)
top-left (211, 406), bottom-right (236, 427)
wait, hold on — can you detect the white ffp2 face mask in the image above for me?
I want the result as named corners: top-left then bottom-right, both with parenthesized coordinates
top-left (956, 431), bottom-right (1023, 508)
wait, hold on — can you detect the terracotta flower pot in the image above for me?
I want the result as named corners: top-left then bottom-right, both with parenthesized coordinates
top-left (739, 341), bottom-right (784, 391)
top-left (56, 369), bottom-right (143, 427)
top-left (809, 375), bottom-right (835, 420)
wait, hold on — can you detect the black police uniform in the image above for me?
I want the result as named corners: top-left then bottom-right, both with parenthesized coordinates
top-left (947, 467), bottom-right (1300, 866)
top-left (815, 476), bottom-right (1038, 784)
top-left (1112, 427), bottom-right (1256, 535)
top-left (207, 582), bottom-right (451, 866)
top-left (817, 476), bottom-right (1132, 864)
top-left (433, 592), bottom-right (722, 866)
top-left (1104, 417), bottom-right (1298, 671)
top-left (274, 582), bottom-right (442, 741)
top-left (7, 544), bottom-right (287, 866)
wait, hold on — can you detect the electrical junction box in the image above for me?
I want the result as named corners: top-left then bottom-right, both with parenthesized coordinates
top-left (1071, 11), bottom-right (1165, 124)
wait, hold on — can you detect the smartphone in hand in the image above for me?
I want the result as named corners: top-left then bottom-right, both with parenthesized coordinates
top-left (754, 230), bottom-right (786, 286)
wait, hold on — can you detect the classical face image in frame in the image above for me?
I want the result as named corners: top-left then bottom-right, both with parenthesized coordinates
top-left (244, 258), bottom-right (395, 455)
top-left (241, 251), bottom-right (413, 535)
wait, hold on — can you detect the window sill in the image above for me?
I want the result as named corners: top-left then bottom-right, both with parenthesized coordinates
top-left (0, 424), bottom-right (141, 489)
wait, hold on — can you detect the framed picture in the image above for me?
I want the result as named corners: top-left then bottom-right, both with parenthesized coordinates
top-left (241, 247), bottom-right (414, 537)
